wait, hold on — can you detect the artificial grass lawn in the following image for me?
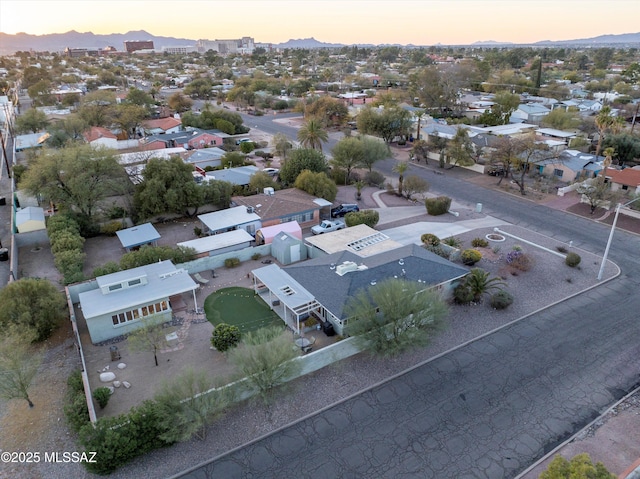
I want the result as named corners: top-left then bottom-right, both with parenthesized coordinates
top-left (204, 286), bottom-right (282, 333)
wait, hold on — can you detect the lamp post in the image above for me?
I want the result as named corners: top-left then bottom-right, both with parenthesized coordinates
top-left (597, 196), bottom-right (640, 280)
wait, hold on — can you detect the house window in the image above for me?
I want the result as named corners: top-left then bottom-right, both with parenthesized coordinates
top-left (108, 283), bottom-right (123, 292)
top-left (622, 185), bottom-right (628, 191)
top-left (128, 278), bottom-right (141, 287)
top-left (554, 169), bottom-right (563, 178)
top-left (141, 306), bottom-right (149, 316)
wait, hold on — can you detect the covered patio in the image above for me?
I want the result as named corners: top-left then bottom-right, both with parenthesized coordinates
top-left (252, 264), bottom-right (321, 334)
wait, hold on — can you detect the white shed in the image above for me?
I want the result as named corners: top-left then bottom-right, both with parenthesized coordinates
top-left (16, 207), bottom-right (46, 233)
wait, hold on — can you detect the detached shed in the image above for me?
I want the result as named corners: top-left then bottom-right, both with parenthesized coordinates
top-left (271, 232), bottom-right (306, 265)
top-left (116, 223), bottom-right (161, 251)
top-left (255, 221), bottom-right (302, 245)
top-left (16, 206), bottom-right (46, 233)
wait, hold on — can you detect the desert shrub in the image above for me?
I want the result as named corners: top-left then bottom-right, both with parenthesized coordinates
top-left (211, 323), bottom-right (241, 352)
top-left (421, 233), bottom-right (440, 247)
top-left (424, 196), bottom-right (452, 216)
top-left (471, 237), bottom-right (489, 248)
top-left (345, 210), bottom-right (379, 228)
top-left (193, 226), bottom-right (202, 237)
top-left (490, 290), bottom-right (514, 310)
top-left (364, 170), bottom-right (385, 187)
top-left (224, 257), bottom-right (240, 268)
top-left (93, 261), bottom-right (121, 278)
top-left (512, 244), bottom-right (523, 252)
top-left (506, 250), bottom-right (523, 264)
top-left (93, 387), bottom-right (112, 409)
top-left (453, 283), bottom-right (474, 304)
top-left (251, 252), bottom-right (262, 260)
top-left (556, 245), bottom-right (568, 253)
top-left (509, 252), bottom-right (534, 271)
top-left (64, 370), bottom-right (90, 433)
top-left (101, 221), bottom-right (124, 236)
top-left (78, 400), bottom-right (171, 475)
top-left (442, 236), bottom-right (462, 248)
top-left (565, 252), bottom-right (581, 267)
top-left (461, 249), bottom-right (482, 265)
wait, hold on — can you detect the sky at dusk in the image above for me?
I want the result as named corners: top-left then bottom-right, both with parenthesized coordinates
top-left (1, 0), bottom-right (639, 46)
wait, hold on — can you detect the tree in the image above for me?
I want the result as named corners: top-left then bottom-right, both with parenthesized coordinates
top-left (392, 160), bottom-right (409, 197)
top-left (210, 323), bottom-right (241, 352)
top-left (183, 77), bottom-right (214, 100)
top-left (154, 367), bottom-right (232, 442)
top-left (331, 137), bottom-right (364, 183)
top-left (478, 91), bottom-right (520, 126)
top-left (167, 92), bottom-right (193, 113)
top-left (297, 118), bottom-right (329, 150)
top-left (228, 326), bottom-right (301, 403)
top-left (112, 104), bottom-right (147, 139)
top-left (0, 330), bottom-right (43, 408)
top-left (78, 90), bottom-right (116, 127)
top-left (27, 79), bottom-right (54, 106)
top-left (127, 317), bottom-right (170, 367)
top-left (0, 278), bottom-right (67, 342)
top-left (279, 148), bottom-right (327, 185)
top-left (601, 133), bottom-right (640, 166)
top-left (20, 144), bottom-right (126, 224)
top-left (134, 156), bottom-right (204, 219)
top-left (293, 170), bottom-right (337, 201)
top-left (445, 128), bottom-right (477, 168)
top-left (361, 137), bottom-right (390, 172)
top-left (125, 87), bottom-right (155, 108)
top-left (304, 96), bottom-right (349, 127)
top-left (345, 278), bottom-right (448, 356)
top-left (576, 177), bottom-right (615, 214)
top-left (594, 106), bottom-right (625, 157)
top-left (409, 66), bottom-right (461, 117)
top-left (539, 453), bottom-right (615, 479)
top-left (402, 175), bottom-right (429, 200)
top-left (273, 132), bottom-right (293, 161)
top-left (249, 171), bottom-right (276, 193)
top-left (541, 108), bottom-right (582, 130)
top-left (15, 107), bottom-right (49, 133)
top-left (456, 268), bottom-right (506, 303)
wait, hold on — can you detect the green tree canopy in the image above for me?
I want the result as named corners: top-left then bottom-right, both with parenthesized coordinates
top-left (293, 170), bottom-right (337, 201)
top-left (540, 107), bottom-right (582, 130)
top-left (297, 118), bottom-right (329, 150)
top-left (167, 92), bottom-right (193, 113)
top-left (330, 136), bottom-right (365, 183)
top-left (539, 453), bottom-right (615, 479)
top-left (279, 148), bottom-right (327, 185)
top-left (0, 330), bottom-right (44, 408)
top-left (19, 144), bottom-right (126, 223)
top-left (0, 278), bottom-right (67, 342)
top-left (15, 107), bottom-right (49, 134)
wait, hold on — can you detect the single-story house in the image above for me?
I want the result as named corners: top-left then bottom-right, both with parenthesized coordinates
top-left (510, 104), bottom-right (551, 125)
top-left (177, 229), bottom-right (254, 257)
top-left (255, 221), bottom-right (302, 246)
top-left (536, 128), bottom-right (577, 145)
top-left (15, 206), bottom-right (46, 233)
top-left (184, 147), bottom-right (226, 171)
top-left (141, 116), bottom-right (182, 135)
top-left (83, 126), bottom-right (118, 149)
top-left (304, 224), bottom-right (402, 258)
top-left (198, 205), bottom-right (262, 236)
top-left (252, 244), bottom-right (469, 335)
top-left (116, 223), bottom-right (161, 251)
top-left (536, 149), bottom-right (604, 181)
top-left (204, 165), bottom-right (259, 187)
top-left (231, 188), bottom-right (324, 229)
top-left (606, 167), bottom-right (640, 196)
top-left (142, 128), bottom-right (229, 150)
top-left (79, 260), bottom-right (198, 344)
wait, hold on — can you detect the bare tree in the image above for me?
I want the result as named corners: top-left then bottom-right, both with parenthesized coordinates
top-left (0, 330), bottom-right (43, 408)
top-left (127, 317), bottom-right (170, 367)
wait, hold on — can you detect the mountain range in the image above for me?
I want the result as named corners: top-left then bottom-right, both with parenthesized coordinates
top-left (1, 30), bottom-right (639, 56)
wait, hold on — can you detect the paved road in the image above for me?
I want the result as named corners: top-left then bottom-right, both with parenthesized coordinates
top-left (175, 153), bottom-right (640, 478)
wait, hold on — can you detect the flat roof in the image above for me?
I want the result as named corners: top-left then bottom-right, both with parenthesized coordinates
top-left (80, 260), bottom-right (197, 319)
top-left (116, 223), bottom-right (161, 249)
top-left (198, 205), bottom-right (261, 232)
top-left (252, 264), bottom-right (316, 311)
top-left (177, 229), bottom-right (254, 254)
top-left (305, 224), bottom-right (403, 257)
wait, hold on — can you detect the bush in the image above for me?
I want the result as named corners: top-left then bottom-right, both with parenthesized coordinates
top-left (509, 252), bottom-right (533, 271)
top-left (64, 371), bottom-right (90, 433)
top-left (424, 196), bottom-right (452, 216)
top-left (565, 252), bottom-right (581, 267)
top-left (442, 236), bottom-right (462, 248)
top-left (453, 283), bottom-right (474, 304)
top-left (421, 233), bottom-right (440, 247)
top-left (490, 290), bottom-right (514, 310)
top-left (211, 323), bottom-right (241, 352)
top-left (193, 226), bottom-right (202, 237)
top-left (471, 237), bottom-right (489, 248)
top-left (224, 257), bottom-right (240, 268)
top-left (364, 170), bottom-right (385, 187)
top-left (101, 221), bottom-right (124, 236)
top-left (93, 387), bottom-right (112, 409)
top-left (344, 210), bottom-right (379, 228)
top-left (93, 261), bottom-right (121, 278)
top-left (461, 249), bottom-right (482, 265)
top-left (251, 252), bottom-right (262, 260)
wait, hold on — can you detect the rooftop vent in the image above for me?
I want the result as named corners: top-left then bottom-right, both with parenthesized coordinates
top-left (246, 206), bottom-right (255, 214)
top-left (336, 261), bottom-right (359, 276)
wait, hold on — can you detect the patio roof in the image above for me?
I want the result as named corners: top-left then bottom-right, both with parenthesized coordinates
top-left (252, 263), bottom-right (317, 315)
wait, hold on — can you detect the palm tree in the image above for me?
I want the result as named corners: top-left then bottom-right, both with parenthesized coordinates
top-left (392, 161), bottom-right (409, 197)
top-left (594, 106), bottom-right (624, 156)
top-left (464, 268), bottom-right (506, 303)
top-left (297, 118), bottom-right (328, 151)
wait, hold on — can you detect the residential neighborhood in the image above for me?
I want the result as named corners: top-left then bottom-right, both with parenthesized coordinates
top-left (1, 20), bottom-right (640, 479)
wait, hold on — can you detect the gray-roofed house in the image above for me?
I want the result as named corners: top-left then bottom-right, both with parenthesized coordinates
top-left (204, 165), bottom-right (259, 186)
top-left (198, 205), bottom-right (262, 236)
top-left (252, 244), bottom-right (468, 335)
top-left (510, 104), bottom-right (551, 124)
top-left (184, 147), bottom-right (226, 170)
top-left (536, 149), bottom-right (604, 181)
top-left (78, 260), bottom-right (198, 343)
top-left (232, 188), bottom-right (323, 229)
top-left (116, 223), bottom-right (161, 251)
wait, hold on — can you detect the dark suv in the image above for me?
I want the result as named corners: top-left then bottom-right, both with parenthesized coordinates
top-left (331, 204), bottom-right (360, 217)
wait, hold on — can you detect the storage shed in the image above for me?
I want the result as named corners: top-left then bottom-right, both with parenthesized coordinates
top-left (15, 206), bottom-right (46, 233)
top-left (116, 223), bottom-right (161, 251)
top-left (271, 232), bottom-right (306, 265)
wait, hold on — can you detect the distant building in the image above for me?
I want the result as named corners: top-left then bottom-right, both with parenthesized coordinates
top-left (124, 40), bottom-right (154, 53)
top-left (196, 37), bottom-right (255, 54)
top-left (161, 45), bottom-right (197, 54)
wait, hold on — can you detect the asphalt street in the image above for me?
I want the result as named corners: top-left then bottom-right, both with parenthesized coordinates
top-left (176, 151), bottom-right (640, 478)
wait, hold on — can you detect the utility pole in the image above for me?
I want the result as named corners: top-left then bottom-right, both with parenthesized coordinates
top-left (0, 130), bottom-right (11, 179)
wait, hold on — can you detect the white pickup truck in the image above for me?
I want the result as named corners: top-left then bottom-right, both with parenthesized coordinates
top-left (311, 220), bottom-right (345, 235)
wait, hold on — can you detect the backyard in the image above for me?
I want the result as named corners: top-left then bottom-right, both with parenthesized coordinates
top-left (204, 286), bottom-right (282, 333)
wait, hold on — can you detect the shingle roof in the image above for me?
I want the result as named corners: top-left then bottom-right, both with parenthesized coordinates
top-left (606, 168), bottom-right (640, 187)
top-left (232, 188), bottom-right (321, 222)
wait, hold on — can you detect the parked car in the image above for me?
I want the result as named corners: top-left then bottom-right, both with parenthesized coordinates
top-left (263, 168), bottom-right (280, 176)
top-left (331, 204), bottom-right (359, 217)
top-left (311, 220), bottom-right (345, 235)
top-left (487, 166), bottom-right (505, 177)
